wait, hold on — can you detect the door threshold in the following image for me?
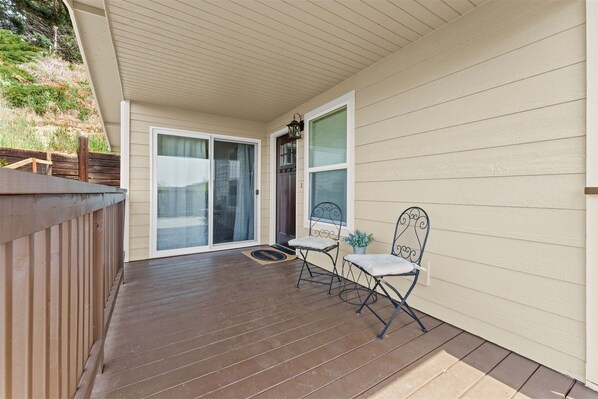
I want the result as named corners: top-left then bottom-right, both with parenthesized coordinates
top-left (271, 244), bottom-right (295, 255)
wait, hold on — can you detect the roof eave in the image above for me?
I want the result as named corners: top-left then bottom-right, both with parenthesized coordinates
top-left (63, 0), bottom-right (123, 151)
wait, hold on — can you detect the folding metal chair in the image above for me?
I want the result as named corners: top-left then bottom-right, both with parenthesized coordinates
top-left (346, 207), bottom-right (430, 339)
top-left (289, 202), bottom-right (342, 294)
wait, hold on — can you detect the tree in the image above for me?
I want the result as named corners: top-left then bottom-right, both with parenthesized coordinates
top-left (0, 0), bottom-right (81, 63)
top-left (0, 0), bottom-right (25, 34)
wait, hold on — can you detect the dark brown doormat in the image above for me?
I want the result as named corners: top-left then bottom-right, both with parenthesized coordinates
top-left (242, 248), bottom-right (297, 265)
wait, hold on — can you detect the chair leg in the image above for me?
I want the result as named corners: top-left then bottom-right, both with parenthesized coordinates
top-left (296, 262), bottom-right (305, 288)
top-left (326, 246), bottom-right (340, 295)
top-left (327, 265), bottom-right (342, 294)
top-left (377, 300), bottom-right (404, 339)
top-left (356, 278), bottom-right (381, 314)
top-left (296, 249), bottom-right (311, 288)
top-left (403, 302), bottom-right (427, 332)
top-left (296, 247), bottom-right (341, 293)
top-left (357, 274), bottom-right (427, 339)
top-left (328, 269), bottom-right (335, 294)
top-left (305, 264), bottom-right (315, 278)
top-left (380, 277), bottom-right (427, 334)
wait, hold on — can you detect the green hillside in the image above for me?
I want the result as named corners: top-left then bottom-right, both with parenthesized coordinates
top-left (0, 29), bottom-right (110, 153)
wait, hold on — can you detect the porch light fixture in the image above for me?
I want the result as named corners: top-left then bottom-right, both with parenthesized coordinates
top-left (287, 113), bottom-right (304, 140)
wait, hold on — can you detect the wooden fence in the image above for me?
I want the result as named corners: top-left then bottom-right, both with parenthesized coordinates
top-left (0, 168), bottom-right (126, 399)
top-left (0, 137), bottom-right (120, 187)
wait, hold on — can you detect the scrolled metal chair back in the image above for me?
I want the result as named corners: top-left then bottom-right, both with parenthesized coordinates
top-left (308, 202), bottom-right (343, 241)
top-left (391, 207), bottom-right (430, 264)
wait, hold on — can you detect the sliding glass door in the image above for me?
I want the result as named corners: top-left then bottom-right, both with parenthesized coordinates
top-left (152, 128), bottom-right (258, 257)
top-left (213, 140), bottom-right (255, 245)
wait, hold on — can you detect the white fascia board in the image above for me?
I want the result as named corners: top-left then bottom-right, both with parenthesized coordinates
top-left (63, 0), bottom-right (123, 150)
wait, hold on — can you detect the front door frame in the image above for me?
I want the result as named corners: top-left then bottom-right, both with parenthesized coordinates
top-left (269, 127), bottom-right (296, 245)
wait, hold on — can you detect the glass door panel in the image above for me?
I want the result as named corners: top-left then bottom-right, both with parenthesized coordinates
top-left (213, 140), bottom-right (256, 244)
top-left (156, 134), bottom-right (209, 251)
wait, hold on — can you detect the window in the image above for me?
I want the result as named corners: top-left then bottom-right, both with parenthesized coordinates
top-left (304, 91), bottom-right (354, 229)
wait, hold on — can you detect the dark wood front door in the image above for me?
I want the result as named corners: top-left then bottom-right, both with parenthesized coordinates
top-left (276, 134), bottom-right (296, 247)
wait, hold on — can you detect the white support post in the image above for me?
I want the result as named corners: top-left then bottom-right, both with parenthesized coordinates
top-left (586, 0), bottom-right (598, 391)
top-left (120, 100), bottom-right (131, 263)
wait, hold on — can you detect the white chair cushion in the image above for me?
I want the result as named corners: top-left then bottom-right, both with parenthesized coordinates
top-left (288, 236), bottom-right (337, 250)
top-left (344, 253), bottom-right (418, 276)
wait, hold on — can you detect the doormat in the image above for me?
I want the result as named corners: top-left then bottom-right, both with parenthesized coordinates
top-left (242, 248), bottom-right (297, 265)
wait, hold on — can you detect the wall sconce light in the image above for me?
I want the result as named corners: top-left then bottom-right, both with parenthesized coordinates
top-left (287, 113), bottom-right (304, 140)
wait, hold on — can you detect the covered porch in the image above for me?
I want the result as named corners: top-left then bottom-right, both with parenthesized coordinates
top-left (3, 0), bottom-right (597, 396)
top-left (92, 249), bottom-right (593, 399)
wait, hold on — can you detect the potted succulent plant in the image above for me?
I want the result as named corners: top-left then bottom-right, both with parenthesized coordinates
top-left (343, 230), bottom-right (374, 254)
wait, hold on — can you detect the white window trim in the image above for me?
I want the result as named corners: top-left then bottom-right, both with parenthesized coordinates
top-left (303, 91), bottom-right (355, 233)
top-left (149, 126), bottom-right (261, 259)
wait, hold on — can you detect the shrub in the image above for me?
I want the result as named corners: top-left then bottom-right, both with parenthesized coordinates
top-left (0, 29), bottom-right (41, 64)
top-left (77, 107), bottom-right (89, 122)
top-left (2, 83), bottom-right (78, 114)
top-left (29, 32), bottom-right (52, 52)
top-left (48, 127), bottom-right (78, 152)
top-left (88, 133), bottom-right (110, 153)
top-left (0, 63), bottom-right (36, 85)
top-left (57, 33), bottom-right (82, 64)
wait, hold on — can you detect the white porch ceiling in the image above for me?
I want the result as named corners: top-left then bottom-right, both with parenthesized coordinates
top-left (105, 0), bottom-right (485, 122)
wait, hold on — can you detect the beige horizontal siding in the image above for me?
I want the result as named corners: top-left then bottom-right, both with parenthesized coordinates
top-left (357, 201), bottom-right (584, 251)
top-left (356, 137), bottom-right (584, 181)
top-left (356, 100), bottom-right (584, 164)
top-left (357, 63), bottom-right (584, 145)
top-left (128, 101), bottom-right (267, 260)
top-left (267, 0), bottom-right (586, 382)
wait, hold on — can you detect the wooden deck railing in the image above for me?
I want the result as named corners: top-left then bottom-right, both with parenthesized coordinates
top-left (0, 168), bottom-right (126, 399)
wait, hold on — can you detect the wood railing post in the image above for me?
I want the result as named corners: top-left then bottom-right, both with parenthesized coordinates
top-left (78, 136), bottom-right (89, 182)
top-left (46, 152), bottom-right (52, 175)
top-left (93, 207), bottom-right (105, 370)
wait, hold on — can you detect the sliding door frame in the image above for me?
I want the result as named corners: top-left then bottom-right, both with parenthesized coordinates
top-left (211, 134), bottom-right (261, 250)
top-left (149, 126), bottom-right (261, 258)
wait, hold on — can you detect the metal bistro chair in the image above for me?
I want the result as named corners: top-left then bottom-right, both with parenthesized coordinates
top-left (346, 207), bottom-right (430, 339)
top-left (289, 202), bottom-right (342, 294)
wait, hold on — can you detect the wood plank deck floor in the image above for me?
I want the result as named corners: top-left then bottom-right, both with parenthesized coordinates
top-left (92, 248), bottom-right (597, 399)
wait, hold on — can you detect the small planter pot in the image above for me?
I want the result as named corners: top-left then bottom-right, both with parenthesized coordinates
top-left (353, 246), bottom-right (366, 254)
